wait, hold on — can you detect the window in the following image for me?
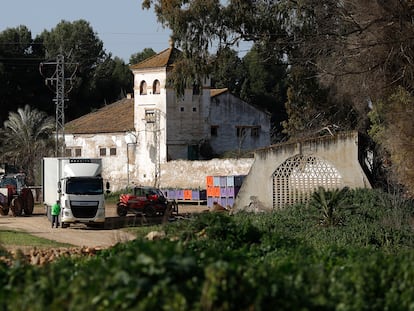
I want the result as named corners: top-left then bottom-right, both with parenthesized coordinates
top-left (251, 126), bottom-right (260, 137)
top-left (140, 80), bottom-right (147, 95)
top-left (153, 80), bottom-right (160, 94)
top-left (192, 107), bottom-right (197, 112)
top-left (145, 109), bottom-right (156, 123)
top-left (65, 148), bottom-right (82, 157)
top-left (180, 107), bottom-right (184, 112)
top-left (100, 148), bottom-right (106, 156)
top-left (110, 147), bottom-right (117, 156)
top-left (236, 127), bottom-right (247, 137)
top-left (211, 126), bottom-right (218, 137)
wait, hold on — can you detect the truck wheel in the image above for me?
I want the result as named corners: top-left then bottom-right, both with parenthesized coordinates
top-left (0, 204), bottom-right (9, 216)
top-left (144, 205), bottom-right (156, 217)
top-left (23, 189), bottom-right (34, 215)
top-left (11, 197), bottom-right (23, 216)
top-left (117, 204), bottom-right (128, 217)
top-left (61, 223), bottom-right (69, 228)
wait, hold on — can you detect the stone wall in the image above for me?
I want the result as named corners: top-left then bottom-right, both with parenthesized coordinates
top-left (158, 158), bottom-right (254, 189)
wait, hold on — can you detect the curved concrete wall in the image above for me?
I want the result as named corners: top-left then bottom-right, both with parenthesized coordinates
top-left (234, 131), bottom-right (372, 211)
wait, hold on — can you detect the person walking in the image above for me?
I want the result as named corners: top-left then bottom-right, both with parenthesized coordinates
top-left (51, 200), bottom-right (61, 228)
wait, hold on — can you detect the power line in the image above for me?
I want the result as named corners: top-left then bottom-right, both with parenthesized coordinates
top-left (40, 54), bottom-right (78, 157)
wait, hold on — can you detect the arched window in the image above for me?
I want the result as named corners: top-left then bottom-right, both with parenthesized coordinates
top-left (153, 80), bottom-right (160, 94)
top-left (140, 81), bottom-right (147, 95)
top-left (272, 155), bottom-right (342, 209)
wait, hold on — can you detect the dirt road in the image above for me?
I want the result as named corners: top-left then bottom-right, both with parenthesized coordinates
top-left (0, 204), bottom-right (209, 249)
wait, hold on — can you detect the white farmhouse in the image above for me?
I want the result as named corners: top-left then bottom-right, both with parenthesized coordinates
top-left (65, 43), bottom-right (271, 190)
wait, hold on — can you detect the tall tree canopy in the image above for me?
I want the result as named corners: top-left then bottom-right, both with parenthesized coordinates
top-left (0, 105), bottom-right (55, 185)
top-left (0, 20), bottom-right (134, 124)
top-left (143, 0), bottom-right (414, 194)
top-left (0, 26), bottom-right (48, 125)
top-left (130, 48), bottom-right (156, 65)
top-left (39, 20), bottom-right (132, 120)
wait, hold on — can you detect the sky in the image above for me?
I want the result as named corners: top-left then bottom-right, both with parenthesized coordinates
top-left (0, 0), bottom-right (172, 63)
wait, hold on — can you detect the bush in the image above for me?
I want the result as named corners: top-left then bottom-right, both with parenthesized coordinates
top-left (1, 188), bottom-right (414, 310)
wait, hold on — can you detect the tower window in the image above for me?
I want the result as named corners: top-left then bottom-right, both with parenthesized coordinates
top-left (145, 109), bottom-right (156, 123)
top-left (140, 81), bottom-right (147, 95)
top-left (153, 80), bottom-right (160, 94)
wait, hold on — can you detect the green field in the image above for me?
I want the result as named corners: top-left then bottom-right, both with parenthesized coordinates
top-left (1, 188), bottom-right (413, 310)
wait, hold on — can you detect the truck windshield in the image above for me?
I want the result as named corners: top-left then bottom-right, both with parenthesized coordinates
top-left (66, 177), bottom-right (103, 195)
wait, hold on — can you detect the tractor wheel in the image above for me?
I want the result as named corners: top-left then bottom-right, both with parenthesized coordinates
top-left (144, 204), bottom-right (156, 217)
top-left (11, 197), bottom-right (23, 216)
top-left (0, 204), bottom-right (9, 216)
top-left (116, 204), bottom-right (128, 217)
top-left (23, 189), bottom-right (34, 215)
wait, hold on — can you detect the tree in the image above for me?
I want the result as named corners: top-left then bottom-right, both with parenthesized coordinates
top-left (130, 48), bottom-right (156, 65)
top-left (39, 20), bottom-right (108, 120)
top-left (0, 26), bottom-right (49, 124)
top-left (210, 47), bottom-right (244, 95)
top-left (1, 105), bottom-right (55, 185)
top-left (142, 0), bottom-right (414, 194)
top-left (368, 87), bottom-right (414, 196)
top-left (89, 56), bottom-right (133, 105)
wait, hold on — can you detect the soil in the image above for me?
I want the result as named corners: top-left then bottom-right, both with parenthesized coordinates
top-left (0, 203), bottom-right (209, 250)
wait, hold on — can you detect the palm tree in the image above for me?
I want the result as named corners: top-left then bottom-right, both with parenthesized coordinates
top-left (309, 186), bottom-right (350, 226)
top-left (1, 105), bottom-right (55, 185)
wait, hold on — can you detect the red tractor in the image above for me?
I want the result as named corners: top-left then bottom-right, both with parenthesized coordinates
top-left (116, 186), bottom-right (169, 217)
top-left (0, 172), bottom-right (34, 216)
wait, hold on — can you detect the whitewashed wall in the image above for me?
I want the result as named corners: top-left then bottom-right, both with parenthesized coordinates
top-left (65, 132), bottom-right (130, 190)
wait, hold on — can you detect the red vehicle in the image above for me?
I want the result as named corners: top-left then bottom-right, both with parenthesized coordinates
top-left (0, 172), bottom-right (34, 216)
top-left (116, 186), bottom-right (168, 217)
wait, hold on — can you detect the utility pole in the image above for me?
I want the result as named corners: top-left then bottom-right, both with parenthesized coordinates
top-left (40, 54), bottom-right (77, 157)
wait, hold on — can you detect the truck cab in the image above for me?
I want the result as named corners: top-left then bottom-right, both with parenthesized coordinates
top-left (42, 157), bottom-right (109, 228)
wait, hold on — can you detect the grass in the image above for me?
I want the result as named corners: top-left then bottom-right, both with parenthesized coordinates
top-left (0, 229), bottom-right (73, 248)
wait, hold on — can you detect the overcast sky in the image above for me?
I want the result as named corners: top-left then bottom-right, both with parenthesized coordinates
top-left (0, 0), bottom-right (172, 63)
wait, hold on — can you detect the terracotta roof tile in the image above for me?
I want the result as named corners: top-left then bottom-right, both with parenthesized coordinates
top-left (65, 98), bottom-right (134, 134)
top-left (130, 47), bottom-right (182, 70)
top-left (211, 88), bottom-right (228, 97)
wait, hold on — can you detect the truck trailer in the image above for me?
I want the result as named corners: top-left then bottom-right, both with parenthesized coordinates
top-left (42, 157), bottom-right (109, 228)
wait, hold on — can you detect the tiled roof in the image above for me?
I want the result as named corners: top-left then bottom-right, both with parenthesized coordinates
top-left (65, 89), bottom-right (248, 135)
top-left (130, 47), bottom-right (182, 70)
top-left (65, 98), bottom-right (134, 134)
top-left (211, 88), bottom-right (228, 97)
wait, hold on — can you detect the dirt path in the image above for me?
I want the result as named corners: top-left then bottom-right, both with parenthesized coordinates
top-left (0, 207), bottom-right (135, 249)
top-left (0, 204), bottom-right (209, 249)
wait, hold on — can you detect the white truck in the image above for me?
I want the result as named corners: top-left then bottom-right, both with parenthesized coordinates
top-left (42, 157), bottom-right (109, 228)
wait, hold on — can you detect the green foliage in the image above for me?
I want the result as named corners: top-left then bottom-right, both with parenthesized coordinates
top-left (2, 188), bottom-right (414, 310)
top-left (369, 87), bottom-right (414, 196)
top-left (129, 48), bottom-right (156, 65)
top-left (0, 230), bottom-right (73, 248)
top-left (1, 105), bottom-right (55, 184)
top-left (309, 187), bottom-right (350, 226)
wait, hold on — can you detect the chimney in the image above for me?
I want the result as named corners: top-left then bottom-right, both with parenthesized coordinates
top-left (169, 36), bottom-right (175, 48)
